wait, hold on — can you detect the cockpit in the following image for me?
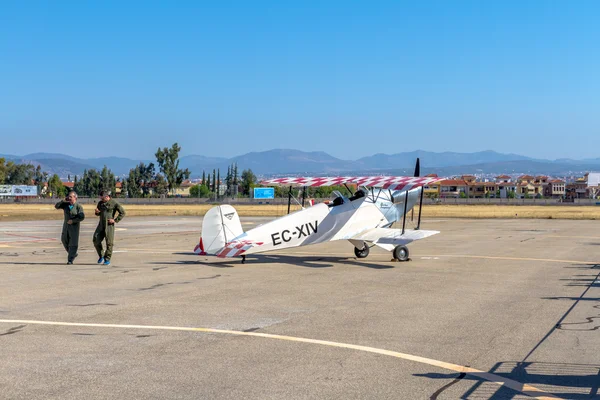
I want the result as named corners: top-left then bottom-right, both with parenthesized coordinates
top-left (328, 189), bottom-right (367, 207)
top-left (348, 189), bottom-right (366, 202)
top-left (328, 190), bottom-right (347, 207)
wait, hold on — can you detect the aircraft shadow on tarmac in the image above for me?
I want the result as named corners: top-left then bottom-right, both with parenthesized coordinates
top-left (415, 361), bottom-right (600, 399)
top-left (160, 253), bottom-right (395, 269)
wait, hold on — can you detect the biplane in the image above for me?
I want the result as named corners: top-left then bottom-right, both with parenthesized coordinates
top-left (194, 159), bottom-right (443, 262)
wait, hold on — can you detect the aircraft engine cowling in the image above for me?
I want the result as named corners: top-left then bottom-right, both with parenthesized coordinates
top-left (391, 187), bottom-right (422, 215)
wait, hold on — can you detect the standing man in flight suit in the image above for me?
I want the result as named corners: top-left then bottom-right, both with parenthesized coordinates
top-left (55, 191), bottom-right (85, 265)
top-left (93, 190), bottom-right (126, 265)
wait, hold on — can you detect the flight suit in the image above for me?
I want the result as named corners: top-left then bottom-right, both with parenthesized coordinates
top-left (93, 198), bottom-right (126, 262)
top-left (55, 200), bottom-right (85, 262)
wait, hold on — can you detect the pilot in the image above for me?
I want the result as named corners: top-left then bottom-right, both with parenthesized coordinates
top-left (55, 191), bottom-right (85, 264)
top-left (93, 190), bottom-right (126, 265)
top-left (330, 195), bottom-right (344, 207)
top-left (350, 189), bottom-right (366, 201)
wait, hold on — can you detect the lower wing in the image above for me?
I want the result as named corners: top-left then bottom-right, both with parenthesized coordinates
top-left (351, 228), bottom-right (439, 251)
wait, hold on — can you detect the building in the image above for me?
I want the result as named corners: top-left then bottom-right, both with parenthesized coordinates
top-left (497, 182), bottom-right (517, 198)
top-left (566, 173), bottom-right (593, 200)
top-left (438, 179), bottom-right (468, 198)
top-left (516, 175), bottom-right (542, 198)
top-left (495, 175), bottom-right (512, 183)
top-left (172, 180), bottom-right (195, 197)
top-left (544, 179), bottom-right (565, 199)
top-left (587, 172), bottom-right (600, 199)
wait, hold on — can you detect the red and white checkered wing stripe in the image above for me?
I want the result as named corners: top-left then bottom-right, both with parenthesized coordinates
top-left (216, 240), bottom-right (264, 258)
top-left (261, 176), bottom-right (442, 189)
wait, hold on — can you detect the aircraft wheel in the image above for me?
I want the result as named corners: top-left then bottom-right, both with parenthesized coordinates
top-left (354, 245), bottom-right (370, 258)
top-left (393, 245), bottom-right (409, 262)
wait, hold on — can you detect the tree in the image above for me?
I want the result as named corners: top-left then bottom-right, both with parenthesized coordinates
top-left (240, 169), bottom-right (257, 196)
top-left (73, 168), bottom-right (116, 197)
top-left (189, 184), bottom-right (211, 198)
top-left (48, 174), bottom-right (67, 198)
top-left (33, 165), bottom-right (48, 196)
top-left (201, 170), bottom-right (206, 186)
top-left (122, 178), bottom-right (129, 198)
top-left (226, 165), bottom-right (231, 196)
top-left (5, 162), bottom-right (35, 185)
top-left (155, 143), bottom-right (190, 195)
top-left (459, 191), bottom-right (467, 199)
top-left (212, 169), bottom-right (216, 193)
top-left (216, 169), bottom-right (221, 197)
top-left (126, 162), bottom-right (155, 198)
top-left (154, 174), bottom-right (169, 197)
top-left (0, 159), bottom-right (37, 185)
top-left (0, 158), bottom-right (7, 184)
top-left (100, 165), bottom-right (116, 194)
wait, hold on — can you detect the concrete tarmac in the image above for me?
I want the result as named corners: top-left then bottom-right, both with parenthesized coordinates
top-left (1, 216), bottom-right (599, 399)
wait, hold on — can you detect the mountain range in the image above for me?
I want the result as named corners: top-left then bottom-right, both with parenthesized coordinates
top-left (1, 150), bottom-right (599, 178)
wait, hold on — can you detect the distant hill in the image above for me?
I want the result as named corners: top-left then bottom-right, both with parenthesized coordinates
top-left (356, 150), bottom-right (533, 169)
top-left (179, 155), bottom-right (229, 174)
top-left (3, 149), bottom-right (600, 178)
top-left (9, 153), bottom-right (150, 176)
top-left (229, 149), bottom-right (356, 174)
top-left (382, 160), bottom-right (600, 176)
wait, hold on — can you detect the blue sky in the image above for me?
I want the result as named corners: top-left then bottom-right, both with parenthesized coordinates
top-left (1, 1), bottom-right (598, 160)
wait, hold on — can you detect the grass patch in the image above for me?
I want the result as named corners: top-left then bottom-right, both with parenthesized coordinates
top-left (0, 203), bottom-right (599, 221)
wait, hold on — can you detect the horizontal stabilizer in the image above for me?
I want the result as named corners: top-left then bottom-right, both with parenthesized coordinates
top-left (216, 240), bottom-right (264, 258)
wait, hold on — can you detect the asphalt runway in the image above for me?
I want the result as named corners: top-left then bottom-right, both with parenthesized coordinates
top-left (1, 216), bottom-right (599, 399)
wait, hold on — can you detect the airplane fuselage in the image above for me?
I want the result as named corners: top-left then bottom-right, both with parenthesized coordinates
top-left (236, 187), bottom-right (422, 255)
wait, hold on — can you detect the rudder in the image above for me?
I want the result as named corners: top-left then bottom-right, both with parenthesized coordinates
top-left (194, 205), bottom-right (243, 255)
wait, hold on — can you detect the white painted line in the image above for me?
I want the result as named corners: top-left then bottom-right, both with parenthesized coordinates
top-left (0, 319), bottom-right (561, 399)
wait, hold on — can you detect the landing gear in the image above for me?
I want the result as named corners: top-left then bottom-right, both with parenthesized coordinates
top-left (241, 255), bottom-right (246, 264)
top-left (393, 245), bottom-right (409, 262)
top-left (354, 245), bottom-right (370, 258)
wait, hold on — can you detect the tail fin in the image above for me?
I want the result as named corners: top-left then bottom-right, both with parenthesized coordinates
top-left (194, 205), bottom-right (243, 255)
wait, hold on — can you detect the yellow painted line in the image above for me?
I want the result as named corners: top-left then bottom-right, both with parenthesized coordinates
top-left (1, 247), bottom-right (594, 267)
top-left (287, 251), bottom-right (598, 265)
top-left (546, 235), bottom-right (600, 240)
top-left (419, 254), bottom-right (599, 265)
top-left (0, 319), bottom-right (560, 399)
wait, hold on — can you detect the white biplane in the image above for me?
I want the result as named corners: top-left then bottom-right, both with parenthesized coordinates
top-left (194, 159), bottom-right (443, 263)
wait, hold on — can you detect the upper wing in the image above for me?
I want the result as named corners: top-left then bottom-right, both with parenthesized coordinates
top-left (260, 176), bottom-right (442, 191)
top-left (351, 228), bottom-right (439, 251)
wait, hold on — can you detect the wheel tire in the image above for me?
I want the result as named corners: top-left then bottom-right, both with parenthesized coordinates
top-left (354, 245), bottom-right (370, 258)
top-left (393, 245), bottom-right (409, 262)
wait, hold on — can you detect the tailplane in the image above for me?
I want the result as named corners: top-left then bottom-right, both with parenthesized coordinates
top-left (194, 205), bottom-right (243, 255)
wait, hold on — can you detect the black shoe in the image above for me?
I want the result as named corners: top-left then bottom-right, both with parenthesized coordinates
top-left (67, 261), bottom-right (73, 265)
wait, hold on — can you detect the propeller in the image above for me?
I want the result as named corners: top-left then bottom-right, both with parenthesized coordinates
top-left (414, 158), bottom-right (420, 177)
